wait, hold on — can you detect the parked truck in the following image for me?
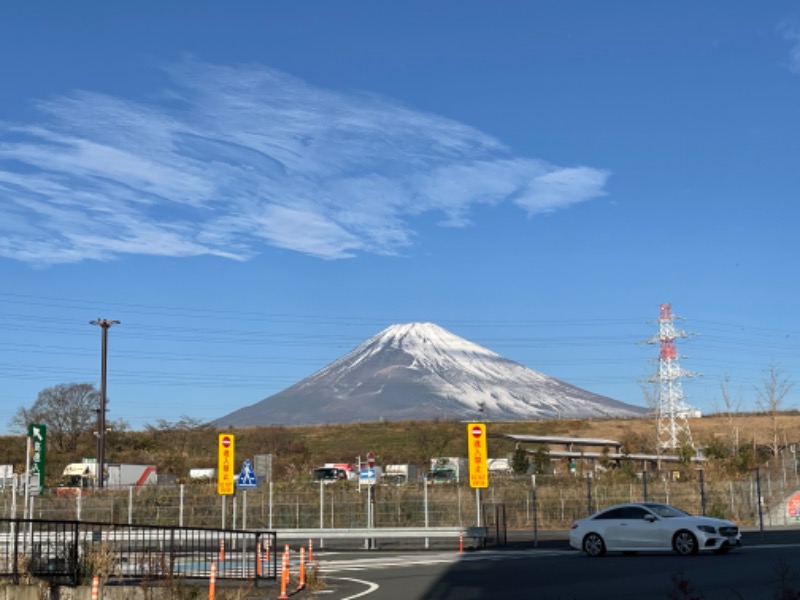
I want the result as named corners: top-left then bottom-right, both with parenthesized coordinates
top-left (189, 468), bottom-right (217, 481)
top-left (58, 462), bottom-right (157, 494)
top-left (427, 457), bottom-right (468, 483)
top-left (382, 464), bottom-right (421, 485)
top-left (313, 463), bottom-right (358, 484)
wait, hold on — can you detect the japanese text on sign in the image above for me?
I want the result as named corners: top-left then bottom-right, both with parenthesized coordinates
top-left (28, 423), bottom-right (46, 495)
top-left (467, 422), bottom-right (488, 489)
top-left (218, 433), bottom-right (235, 495)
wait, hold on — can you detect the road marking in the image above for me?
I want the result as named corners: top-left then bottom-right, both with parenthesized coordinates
top-left (329, 576), bottom-right (380, 599)
top-left (316, 549), bottom-right (574, 572)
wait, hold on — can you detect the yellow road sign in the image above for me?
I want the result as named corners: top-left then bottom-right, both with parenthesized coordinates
top-left (467, 422), bottom-right (488, 488)
top-left (218, 433), bottom-right (235, 495)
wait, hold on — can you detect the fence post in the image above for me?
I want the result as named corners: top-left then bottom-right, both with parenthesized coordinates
top-left (586, 474), bottom-right (592, 515)
top-left (698, 468), bottom-right (706, 516)
top-left (755, 468), bottom-right (764, 540)
top-left (319, 480), bottom-right (324, 529)
top-left (423, 476), bottom-right (429, 549)
top-left (642, 470), bottom-right (648, 502)
top-left (531, 474), bottom-right (538, 548)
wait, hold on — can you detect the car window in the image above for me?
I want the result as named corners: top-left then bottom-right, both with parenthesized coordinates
top-left (642, 503), bottom-right (687, 518)
top-left (594, 507), bottom-right (627, 520)
top-left (623, 506), bottom-right (651, 519)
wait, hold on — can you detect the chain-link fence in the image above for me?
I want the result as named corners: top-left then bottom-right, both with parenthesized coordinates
top-left (3, 464), bottom-right (799, 532)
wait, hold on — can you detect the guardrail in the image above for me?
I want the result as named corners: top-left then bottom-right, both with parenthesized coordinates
top-left (0, 518), bottom-right (277, 586)
top-left (276, 526), bottom-right (488, 549)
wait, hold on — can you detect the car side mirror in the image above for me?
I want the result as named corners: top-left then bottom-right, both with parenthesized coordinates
top-left (644, 514), bottom-right (657, 522)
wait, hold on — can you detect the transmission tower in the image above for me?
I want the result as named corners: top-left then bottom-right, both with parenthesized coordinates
top-left (645, 303), bottom-right (698, 451)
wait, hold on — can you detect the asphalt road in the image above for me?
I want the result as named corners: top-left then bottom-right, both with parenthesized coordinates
top-left (314, 529), bottom-right (800, 600)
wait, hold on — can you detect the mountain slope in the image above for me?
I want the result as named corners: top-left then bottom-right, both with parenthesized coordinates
top-left (213, 322), bottom-right (647, 427)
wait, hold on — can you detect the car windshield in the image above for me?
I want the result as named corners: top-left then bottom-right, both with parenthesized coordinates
top-left (642, 503), bottom-right (688, 518)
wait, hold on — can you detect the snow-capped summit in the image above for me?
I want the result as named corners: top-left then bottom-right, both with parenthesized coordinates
top-left (213, 322), bottom-right (646, 427)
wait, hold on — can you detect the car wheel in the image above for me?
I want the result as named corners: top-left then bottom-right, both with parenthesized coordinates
top-left (583, 533), bottom-right (606, 557)
top-left (673, 530), bottom-right (699, 556)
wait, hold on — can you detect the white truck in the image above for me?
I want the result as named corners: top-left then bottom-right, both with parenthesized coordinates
top-left (382, 464), bottom-right (421, 485)
top-left (427, 457), bottom-right (469, 483)
top-left (189, 468), bottom-right (217, 480)
top-left (487, 457), bottom-right (513, 475)
top-left (58, 462), bottom-right (157, 493)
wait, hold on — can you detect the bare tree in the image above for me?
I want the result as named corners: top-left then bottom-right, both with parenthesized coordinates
top-left (710, 374), bottom-right (743, 455)
top-left (9, 383), bottom-right (99, 452)
top-left (755, 364), bottom-right (794, 457)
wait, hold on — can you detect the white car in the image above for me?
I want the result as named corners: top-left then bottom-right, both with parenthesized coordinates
top-left (569, 502), bottom-right (742, 557)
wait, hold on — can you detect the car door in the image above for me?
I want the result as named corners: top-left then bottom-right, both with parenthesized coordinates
top-left (593, 507), bottom-right (629, 550)
top-left (619, 506), bottom-right (662, 549)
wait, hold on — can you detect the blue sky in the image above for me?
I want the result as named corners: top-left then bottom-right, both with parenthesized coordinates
top-left (2, 2), bottom-right (799, 433)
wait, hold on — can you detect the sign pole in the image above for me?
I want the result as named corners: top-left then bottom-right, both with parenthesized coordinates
top-left (218, 433), bottom-right (235, 530)
top-left (467, 422), bottom-right (488, 527)
top-left (23, 435), bottom-right (30, 520)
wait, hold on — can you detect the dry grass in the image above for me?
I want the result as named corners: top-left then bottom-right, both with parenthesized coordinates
top-left (3, 411), bottom-right (798, 488)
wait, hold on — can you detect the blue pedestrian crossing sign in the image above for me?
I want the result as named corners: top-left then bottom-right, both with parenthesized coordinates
top-left (237, 458), bottom-right (258, 489)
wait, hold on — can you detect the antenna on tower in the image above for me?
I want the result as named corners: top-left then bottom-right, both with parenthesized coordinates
top-left (644, 303), bottom-right (699, 451)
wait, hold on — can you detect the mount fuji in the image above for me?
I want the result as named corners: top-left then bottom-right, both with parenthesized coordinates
top-left (213, 322), bottom-right (647, 427)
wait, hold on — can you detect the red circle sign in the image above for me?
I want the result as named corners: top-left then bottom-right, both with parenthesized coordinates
top-left (367, 451), bottom-right (375, 468)
top-left (221, 436), bottom-right (232, 448)
top-left (471, 426), bottom-right (483, 438)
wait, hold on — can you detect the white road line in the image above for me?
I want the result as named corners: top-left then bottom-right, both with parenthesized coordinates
top-left (316, 548), bottom-right (573, 572)
top-left (328, 576), bottom-right (380, 599)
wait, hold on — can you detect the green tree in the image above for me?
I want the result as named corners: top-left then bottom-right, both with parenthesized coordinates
top-left (531, 445), bottom-right (551, 474)
top-left (10, 383), bottom-right (99, 452)
top-left (511, 446), bottom-right (529, 475)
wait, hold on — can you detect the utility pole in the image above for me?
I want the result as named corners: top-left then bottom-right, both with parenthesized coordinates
top-left (90, 318), bottom-right (120, 489)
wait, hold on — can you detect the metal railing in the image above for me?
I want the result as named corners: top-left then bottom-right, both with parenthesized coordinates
top-left (0, 518), bottom-right (277, 586)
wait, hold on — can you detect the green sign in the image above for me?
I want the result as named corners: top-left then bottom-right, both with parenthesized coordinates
top-left (28, 423), bottom-right (46, 494)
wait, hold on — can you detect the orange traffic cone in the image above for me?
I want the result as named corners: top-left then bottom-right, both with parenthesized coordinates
top-left (209, 561), bottom-right (217, 600)
top-left (297, 546), bottom-right (306, 590)
top-left (278, 561), bottom-right (289, 599)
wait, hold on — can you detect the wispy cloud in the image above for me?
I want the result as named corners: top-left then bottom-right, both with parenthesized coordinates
top-left (0, 60), bottom-right (611, 265)
top-left (780, 23), bottom-right (800, 74)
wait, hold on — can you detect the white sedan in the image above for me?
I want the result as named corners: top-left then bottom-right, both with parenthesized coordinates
top-left (569, 502), bottom-right (742, 557)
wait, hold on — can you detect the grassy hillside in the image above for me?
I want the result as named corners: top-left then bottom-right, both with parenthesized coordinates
top-left (1, 412), bottom-right (796, 485)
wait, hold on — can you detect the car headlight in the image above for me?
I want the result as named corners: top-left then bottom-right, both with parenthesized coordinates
top-left (697, 525), bottom-right (716, 534)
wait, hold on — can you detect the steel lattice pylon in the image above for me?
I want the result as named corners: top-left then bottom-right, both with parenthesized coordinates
top-left (646, 303), bottom-right (697, 450)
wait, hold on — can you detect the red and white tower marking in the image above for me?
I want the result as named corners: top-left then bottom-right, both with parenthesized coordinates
top-left (646, 303), bottom-right (698, 450)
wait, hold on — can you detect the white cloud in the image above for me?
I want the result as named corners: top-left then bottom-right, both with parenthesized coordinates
top-left (779, 23), bottom-right (800, 74)
top-left (517, 167), bottom-right (610, 215)
top-left (0, 60), bottom-right (611, 265)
